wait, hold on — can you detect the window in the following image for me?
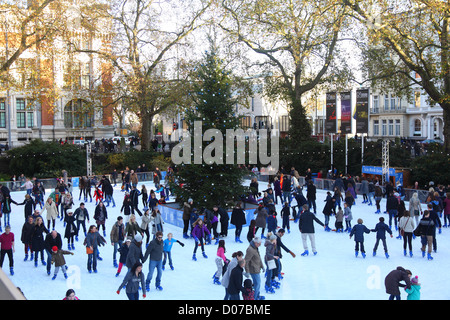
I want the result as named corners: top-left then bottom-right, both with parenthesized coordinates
top-left (390, 97), bottom-right (396, 110)
top-left (239, 116), bottom-right (251, 129)
top-left (414, 92), bottom-right (421, 108)
top-left (388, 119), bottom-right (394, 135)
top-left (414, 119), bottom-right (421, 136)
top-left (382, 120), bottom-right (387, 136)
top-left (27, 112), bottom-right (34, 128)
top-left (0, 99), bottom-right (6, 128)
top-left (373, 95), bottom-right (379, 113)
top-left (80, 63), bottom-right (90, 89)
top-left (395, 119), bottom-right (400, 136)
top-left (16, 98), bottom-right (26, 128)
top-left (373, 120), bottom-right (379, 136)
top-left (384, 95), bottom-right (389, 110)
top-left (279, 115), bottom-right (290, 132)
top-left (64, 99), bottom-right (93, 128)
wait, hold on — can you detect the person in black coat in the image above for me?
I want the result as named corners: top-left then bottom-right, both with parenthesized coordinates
top-left (130, 186), bottom-right (142, 217)
top-left (227, 259), bottom-right (245, 300)
top-left (306, 180), bottom-right (317, 213)
top-left (17, 194), bottom-right (36, 221)
top-left (31, 217), bottom-right (49, 267)
top-left (282, 175), bottom-right (292, 205)
top-left (322, 192), bottom-right (335, 231)
top-left (230, 202), bottom-right (246, 243)
top-left (21, 215), bottom-right (35, 261)
top-left (94, 201), bottom-right (108, 236)
top-left (386, 193), bottom-right (399, 230)
top-left (74, 203), bottom-right (90, 240)
top-left (384, 266), bottom-right (412, 300)
top-left (371, 217), bottom-right (393, 257)
top-left (99, 176), bottom-right (115, 207)
top-left (230, 202), bottom-right (247, 243)
top-left (213, 206), bottom-right (229, 238)
top-left (426, 203), bottom-right (442, 253)
top-left (292, 187), bottom-right (307, 221)
top-left (298, 204), bottom-right (324, 256)
top-left (44, 229), bottom-right (63, 275)
top-left (64, 211), bottom-right (77, 250)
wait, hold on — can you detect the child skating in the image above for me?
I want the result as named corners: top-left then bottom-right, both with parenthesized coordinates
top-left (50, 245), bottom-right (74, 280)
top-left (162, 233), bottom-right (184, 270)
top-left (192, 218), bottom-right (210, 261)
top-left (405, 275), bottom-right (421, 300)
top-left (344, 202), bottom-right (353, 233)
top-left (349, 218), bottom-right (371, 258)
top-left (213, 239), bottom-right (227, 285)
top-left (371, 217), bottom-right (393, 258)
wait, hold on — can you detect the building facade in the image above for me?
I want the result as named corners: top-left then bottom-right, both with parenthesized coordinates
top-left (0, 1), bottom-right (115, 148)
top-left (369, 85), bottom-right (444, 142)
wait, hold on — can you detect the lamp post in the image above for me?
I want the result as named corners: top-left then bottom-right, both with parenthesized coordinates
top-left (1, 9), bottom-right (11, 148)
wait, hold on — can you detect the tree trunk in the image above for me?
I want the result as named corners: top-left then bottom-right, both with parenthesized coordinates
top-left (443, 104), bottom-right (450, 153)
top-left (140, 110), bottom-right (153, 151)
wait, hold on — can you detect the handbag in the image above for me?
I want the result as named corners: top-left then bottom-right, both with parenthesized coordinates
top-left (267, 259), bottom-right (277, 270)
top-left (86, 246), bottom-right (94, 254)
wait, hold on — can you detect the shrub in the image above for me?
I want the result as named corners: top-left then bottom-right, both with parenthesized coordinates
top-left (6, 139), bottom-right (86, 178)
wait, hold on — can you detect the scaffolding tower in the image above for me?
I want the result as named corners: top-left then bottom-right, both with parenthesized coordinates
top-left (382, 140), bottom-right (389, 186)
top-left (86, 142), bottom-right (92, 177)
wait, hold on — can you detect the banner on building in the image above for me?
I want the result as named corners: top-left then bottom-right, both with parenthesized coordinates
top-left (325, 92), bottom-right (337, 134)
top-left (340, 91), bottom-right (352, 134)
top-left (355, 88), bottom-right (369, 133)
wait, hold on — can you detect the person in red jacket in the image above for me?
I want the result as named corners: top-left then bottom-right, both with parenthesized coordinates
top-left (0, 225), bottom-right (15, 275)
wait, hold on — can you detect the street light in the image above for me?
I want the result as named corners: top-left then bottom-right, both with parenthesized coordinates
top-left (1, 9), bottom-right (12, 149)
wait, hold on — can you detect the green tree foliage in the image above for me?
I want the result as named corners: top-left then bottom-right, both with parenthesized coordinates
top-left (7, 139), bottom-right (85, 178)
top-left (344, 0), bottom-right (450, 152)
top-left (410, 153), bottom-right (450, 188)
top-left (171, 48), bottom-right (249, 209)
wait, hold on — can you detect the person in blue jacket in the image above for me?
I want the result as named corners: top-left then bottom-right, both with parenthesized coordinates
top-left (371, 217), bottom-right (393, 258)
top-left (162, 233), bottom-right (184, 270)
top-left (349, 218), bottom-right (371, 258)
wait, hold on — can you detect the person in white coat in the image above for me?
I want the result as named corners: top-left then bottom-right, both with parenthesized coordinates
top-left (41, 197), bottom-right (59, 230)
top-left (398, 210), bottom-right (416, 257)
top-left (408, 193), bottom-right (422, 225)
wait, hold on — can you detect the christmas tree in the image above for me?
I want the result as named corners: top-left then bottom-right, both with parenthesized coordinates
top-left (171, 47), bottom-right (249, 210)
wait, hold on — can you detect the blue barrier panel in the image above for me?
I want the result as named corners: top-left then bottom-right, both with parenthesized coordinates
top-left (158, 202), bottom-right (259, 229)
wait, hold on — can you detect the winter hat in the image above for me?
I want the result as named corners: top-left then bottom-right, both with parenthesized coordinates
top-left (134, 233), bottom-right (143, 242)
top-left (52, 246), bottom-right (58, 252)
top-left (269, 234), bottom-right (277, 241)
top-left (411, 276), bottom-right (419, 285)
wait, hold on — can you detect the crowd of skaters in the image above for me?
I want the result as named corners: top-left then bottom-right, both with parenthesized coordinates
top-left (0, 164), bottom-right (448, 300)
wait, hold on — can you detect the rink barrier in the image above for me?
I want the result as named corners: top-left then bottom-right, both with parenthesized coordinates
top-left (0, 268), bottom-right (26, 300)
top-left (245, 173), bottom-right (431, 203)
top-left (3, 171), bottom-right (431, 204)
top-left (158, 202), bottom-right (259, 230)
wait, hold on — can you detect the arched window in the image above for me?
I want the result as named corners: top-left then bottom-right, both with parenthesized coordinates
top-left (413, 119), bottom-right (421, 136)
top-left (64, 99), bottom-right (93, 128)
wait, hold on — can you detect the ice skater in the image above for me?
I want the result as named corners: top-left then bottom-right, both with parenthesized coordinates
top-left (349, 218), bottom-right (371, 258)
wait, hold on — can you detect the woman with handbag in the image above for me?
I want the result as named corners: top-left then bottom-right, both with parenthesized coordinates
top-left (85, 225), bottom-right (106, 273)
top-left (409, 192), bottom-right (422, 226)
top-left (398, 210), bottom-right (415, 257)
top-left (263, 233), bottom-right (279, 294)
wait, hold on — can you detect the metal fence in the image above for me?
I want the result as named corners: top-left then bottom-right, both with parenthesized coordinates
top-left (246, 173), bottom-right (431, 204)
top-left (4, 171), bottom-right (432, 204)
top-left (3, 171), bottom-right (157, 193)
